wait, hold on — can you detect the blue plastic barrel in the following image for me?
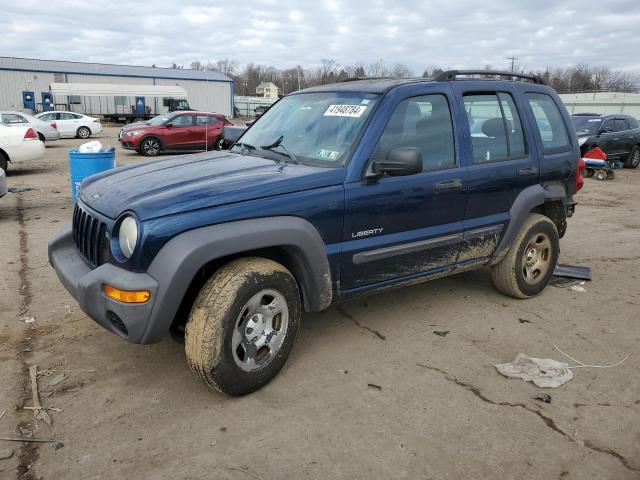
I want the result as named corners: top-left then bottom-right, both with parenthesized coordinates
top-left (68, 149), bottom-right (116, 201)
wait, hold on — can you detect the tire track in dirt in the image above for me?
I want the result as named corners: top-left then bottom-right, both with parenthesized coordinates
top-left (14, 194), bottom-right (39, 480)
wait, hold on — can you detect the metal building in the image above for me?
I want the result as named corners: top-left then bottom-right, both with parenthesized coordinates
top-left (0, 56), bottom-right (234, 117)
top-left (559, 92), bottom-right (640, 118)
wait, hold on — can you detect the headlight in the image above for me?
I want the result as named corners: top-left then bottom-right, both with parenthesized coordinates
top-left (578, 137), bottom-right (588, 146)
top-left (129, 130), bottom-right (143, 136)
top-left (118, 216), bottom-right (138, 258)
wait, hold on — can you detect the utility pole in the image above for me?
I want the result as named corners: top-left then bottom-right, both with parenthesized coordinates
top-left (507, 56), bottom-right (518, 72)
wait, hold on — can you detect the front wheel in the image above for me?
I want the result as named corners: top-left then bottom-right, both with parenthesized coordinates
top-left (185, 257), bottom-right (301, 396)
top-left (215, 136), bottom-right (225, 151)
top-left (491, 213), bottom-right (559, 299)
top-left (140, 137), bottom-right (161, 156)
top-left (77, 126), bottom-right (91, 139)
top-left (625, 146), bottom-right (640, 169)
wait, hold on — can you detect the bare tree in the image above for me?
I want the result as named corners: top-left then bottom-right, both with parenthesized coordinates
top-left (391, 63), bottom-right (413, 78)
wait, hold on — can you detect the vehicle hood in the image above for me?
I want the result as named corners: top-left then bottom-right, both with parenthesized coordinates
top-left (78, 152), bottom-right (345, 220)
top-left (121, 121), bottom-right (150, 131)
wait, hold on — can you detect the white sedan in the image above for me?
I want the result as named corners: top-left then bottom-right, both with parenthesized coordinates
top-left (0, 124), bottom-right (45, 172)
top-left (35, 111), bottom-right (103, 139)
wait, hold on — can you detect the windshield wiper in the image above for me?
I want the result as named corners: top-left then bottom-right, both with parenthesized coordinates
top-left (260, 135), bottom-right (298, 164)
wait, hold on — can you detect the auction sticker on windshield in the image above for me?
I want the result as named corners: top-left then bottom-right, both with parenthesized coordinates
top-left (317, 149), bottom-right (340, 160)
top-left (324, 105), bottom-right (367, 118)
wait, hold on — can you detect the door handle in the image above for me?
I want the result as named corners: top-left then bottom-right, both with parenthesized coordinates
top-left (518, 167), bottom-right (538, 176)
top-left (434, 179), bottom-right (463, 192)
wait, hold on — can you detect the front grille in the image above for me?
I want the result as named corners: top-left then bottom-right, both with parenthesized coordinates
top-left (72, 204), bottom-right (107, 268)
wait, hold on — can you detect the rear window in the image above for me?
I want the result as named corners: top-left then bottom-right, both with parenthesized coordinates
top-left (526, 93), bottom-right (571, 154)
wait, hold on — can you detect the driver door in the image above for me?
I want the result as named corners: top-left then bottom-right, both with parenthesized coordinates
top-left (163, 114), bottom-right (194, 149)
top-left (341, 89), bottom-right (467, 290)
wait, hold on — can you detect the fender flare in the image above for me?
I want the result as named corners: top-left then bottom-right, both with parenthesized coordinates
top-left (141, 216), bottom-right (332, 343)
top-left (491, 184), bottom-right (567, 264)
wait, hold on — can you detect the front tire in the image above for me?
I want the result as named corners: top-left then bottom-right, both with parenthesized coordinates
top-left (77, 126), bottom-right (91, 139)
top-left (625, 146), bottom-right (640, 169)
top-left (215, 136), bottom-right (225, 150)
top-left (185, 257), bottom-right (301, 396)
top-left (140, 137), bottom-right (161, 156)
top-left (491, 213), bottom-right (559, 299)
top-left (0, 153), bottom-right (8, 173)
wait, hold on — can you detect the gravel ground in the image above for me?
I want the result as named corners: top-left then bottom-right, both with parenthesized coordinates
top-left (0, 127), bottom-right (639, 479)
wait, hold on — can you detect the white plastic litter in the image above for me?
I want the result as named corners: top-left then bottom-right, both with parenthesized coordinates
top-left (78, 141), bottom-right (104, 153)
top-left (495, 353), bottom-right (573, 388)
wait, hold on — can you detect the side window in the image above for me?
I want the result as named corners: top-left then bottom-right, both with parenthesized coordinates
top-left (614, 119), bottom-right (629, 132)
top-left (601, 119), bottom-right (616, 132)
top-left (464, 93), bottom-right (526, 163)
top-left (525, 93), bottom-right (571, 154)
top-left (196, 115), bottom-right (216, 126)
top-left (171, 115), bottom-right (193, 127)
top-left (60, 113), bottom-right (75, 120)
top-left (39, 113), bottom-right (51, 121)
top-left (2, 113), bottom-right (28, 124)
top-left (373, 94), bottom-right (455, 172)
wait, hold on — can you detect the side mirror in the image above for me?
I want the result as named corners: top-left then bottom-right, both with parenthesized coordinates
top-left (165, 123), bottom-right (173, 128)
top-left (370, 147), bottom-right (423, 177)
top-left (600, 127), bottom-right (613, 134)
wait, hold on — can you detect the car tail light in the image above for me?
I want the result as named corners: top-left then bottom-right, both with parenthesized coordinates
top-left (51, 122), bottom-right (57, 129)
top-left (574, 157), bottom-right (585, 193)
top-left (24, 128), bottom-right (38, 140)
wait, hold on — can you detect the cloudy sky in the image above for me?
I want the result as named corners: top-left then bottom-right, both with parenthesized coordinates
top-left (2, 0), bottom-right (639, 74)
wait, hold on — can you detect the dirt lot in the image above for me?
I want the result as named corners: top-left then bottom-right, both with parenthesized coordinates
top-left (1, 127), bottom-right (639, 479)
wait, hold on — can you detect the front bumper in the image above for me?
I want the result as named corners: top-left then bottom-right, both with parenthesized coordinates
top-left (48, 224), bottom-right (159, 343)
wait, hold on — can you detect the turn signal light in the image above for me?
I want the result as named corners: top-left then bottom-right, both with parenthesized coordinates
top-left (102, 284), bottom-right (150, 303)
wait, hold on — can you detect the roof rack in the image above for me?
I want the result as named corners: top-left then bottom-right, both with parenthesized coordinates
top-left (571, 112), bottom-right (602, 116)
top-left (340, 76), bottom-right (394, 82)
top-left (434, 70), bottom-right (546, 85)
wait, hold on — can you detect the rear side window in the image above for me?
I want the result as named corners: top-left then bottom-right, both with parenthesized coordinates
top-left (614, 119), bottom-right (630, 132)
top-left (526, 93), bottom-right (571, 154)
top-left (464, 93), bottom-right (527, 163)
top-left (373, 94), bottom-right (456, 171)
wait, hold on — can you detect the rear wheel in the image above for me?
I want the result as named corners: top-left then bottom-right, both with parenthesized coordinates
top-left (595, 170), bottom-right (607, 181)
top-left (77, 126), bottom-right (91, 139)
top-left (37, 132), bottom-right (45, 143)
top-left (215, 136), bottom-right (225, 151)
top-left (185, 257), bottom-right (301, 396)
top-left (491, 213), bottom-right (559, 299)
top-left (140, 137), bottom-right (161, 156)
top-left (625, 146), bottom-right (640, 169)
top-left (0, 153), bottom-right (8, 173)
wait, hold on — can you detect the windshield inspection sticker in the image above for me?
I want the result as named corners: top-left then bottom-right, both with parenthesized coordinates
top-left (324, 104), bottom-right (367, 118)
top-left (317, 149), bottom-right (341, 160)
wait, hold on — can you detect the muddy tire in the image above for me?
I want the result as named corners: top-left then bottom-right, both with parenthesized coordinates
top-left (185, 257), bottom-right (301, 396)
top-left (624, 146), bottom-right (640, 169)
top-left (491, 213), bottom-right (559, 299)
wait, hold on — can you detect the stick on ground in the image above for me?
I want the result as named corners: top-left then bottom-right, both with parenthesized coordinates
top-left (29, 365), bottom-right (52, 428)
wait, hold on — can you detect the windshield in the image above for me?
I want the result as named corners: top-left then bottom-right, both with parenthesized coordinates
top-left (571, 116), bottom-right (601, 136)
top-left (232, 92), bottom-right (379, 166)
top-left (148, 114), bottom-right (171, 126)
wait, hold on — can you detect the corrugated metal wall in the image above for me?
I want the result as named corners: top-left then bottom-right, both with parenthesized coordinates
top-left (559, 92), bottom-right (640, 118)
top-left (0, 68), bottom-right (232, 117)
top-left (0, 70), bottom-right (56, 110)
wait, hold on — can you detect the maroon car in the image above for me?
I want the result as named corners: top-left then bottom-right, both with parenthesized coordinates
top-left (119, 112), bottom-right (231, 156)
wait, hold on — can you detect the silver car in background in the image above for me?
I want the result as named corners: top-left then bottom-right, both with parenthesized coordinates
top-left (0, 111), bottom-right (60, 143)
top-left (0, 168), bottom-right (7, 198)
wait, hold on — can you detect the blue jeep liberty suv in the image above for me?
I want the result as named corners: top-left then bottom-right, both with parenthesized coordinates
top-left (49, 70), bottom-right (584, 396)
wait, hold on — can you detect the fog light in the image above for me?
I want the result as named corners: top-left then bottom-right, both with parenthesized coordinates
top-left (102, 284), bottom-right (150, 303)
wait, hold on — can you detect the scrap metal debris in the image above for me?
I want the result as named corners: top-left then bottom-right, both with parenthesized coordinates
top-left (495, 354), bottom-right (574, 388)
top-left (367, 383), bottom-right (382, 390)
top-left (8, 187), bottom-right (34, 193)
top-left (534, 394), bottom-right (552, 404)
top-left (553, 264), bottom-right (592, 281)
